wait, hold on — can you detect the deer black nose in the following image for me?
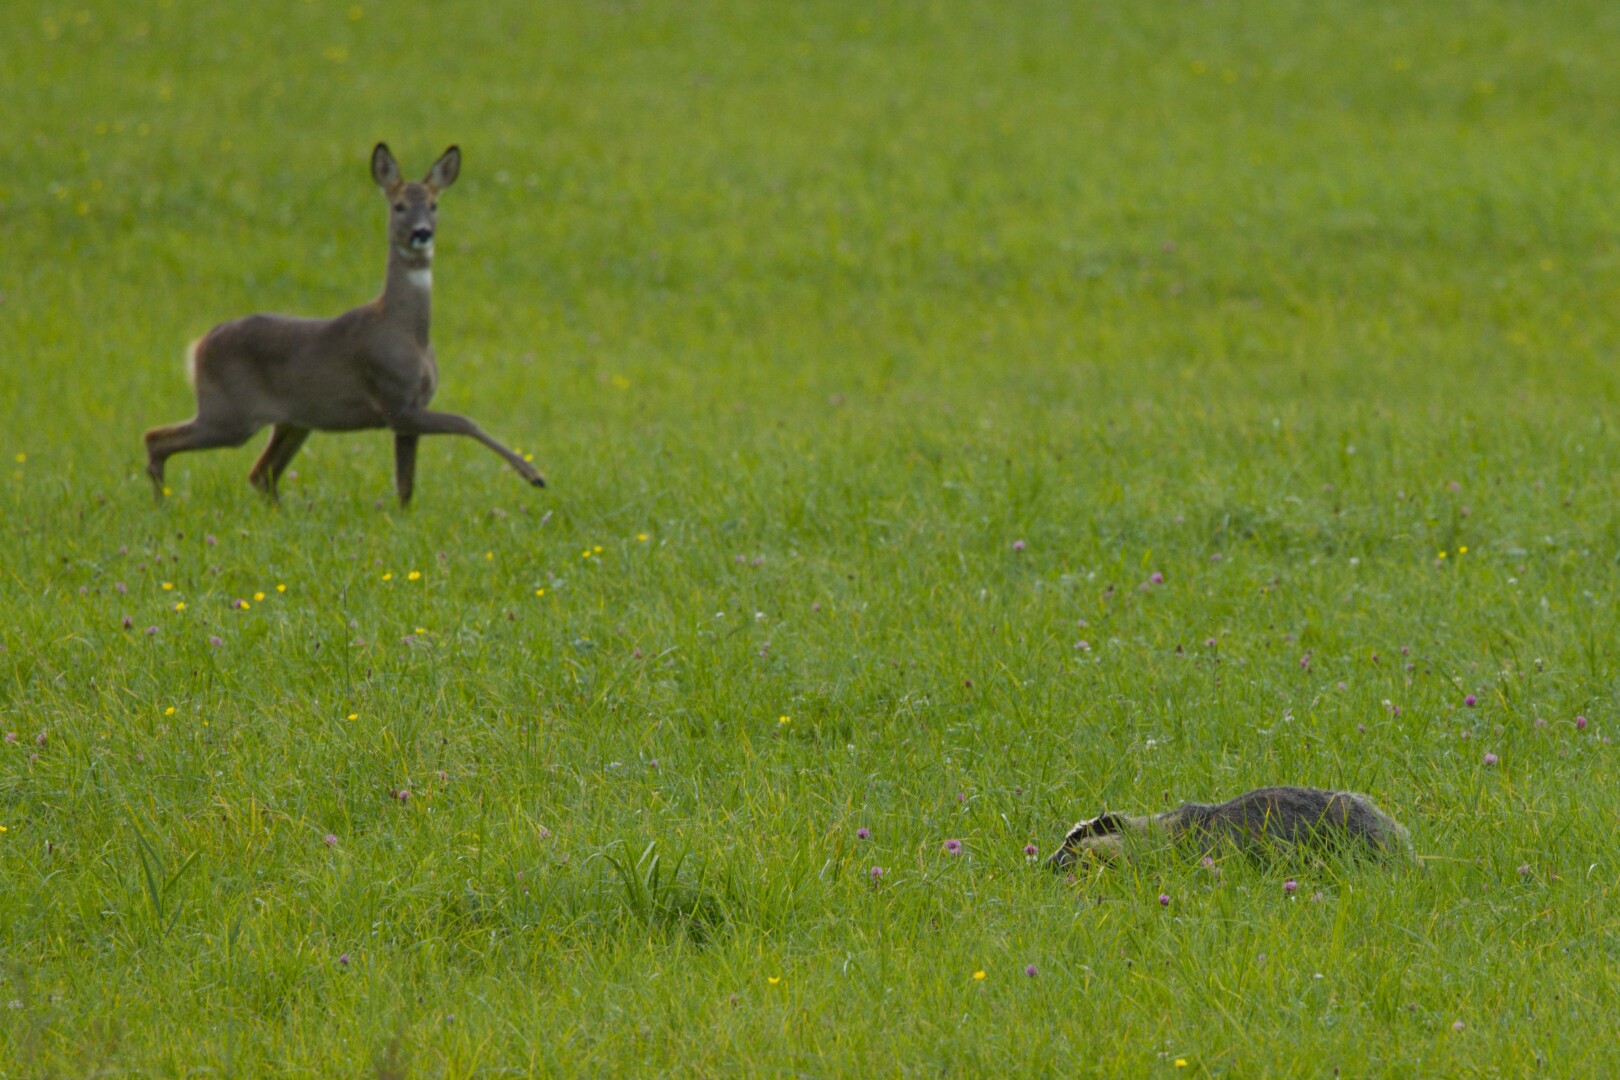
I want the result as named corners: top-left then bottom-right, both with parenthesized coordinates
top-left (410, 227), bottom-right (434, 245)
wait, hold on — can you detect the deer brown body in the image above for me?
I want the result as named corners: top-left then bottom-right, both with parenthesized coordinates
top-left (142, 143), bottom-right (545, 505)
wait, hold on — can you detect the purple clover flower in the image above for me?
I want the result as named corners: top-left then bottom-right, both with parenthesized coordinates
top-left (1284, 879), bottom-right (1298, 895)
top-left (856, 827), bottom-right (870, 840)
top-left (944, 839), bottom-right (963, 856)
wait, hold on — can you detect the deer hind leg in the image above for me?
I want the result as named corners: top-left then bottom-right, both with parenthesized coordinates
top-left (249, 425), bottom-right (311, 501)
top-left (143, 417), bottom-right (260, 502)
top-left (393, 434), bottom-right (420, 506)
top-left (390, 409), bottom-right (545, 489)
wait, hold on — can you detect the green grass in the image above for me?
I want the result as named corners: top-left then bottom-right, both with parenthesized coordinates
top-left (5, 0), bottom-right (1620, 1073)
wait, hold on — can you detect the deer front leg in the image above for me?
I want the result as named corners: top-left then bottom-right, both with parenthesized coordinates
top-left (248, 424), bottom-right (311, 502)
top-left (394, 433), bottom-right (419, 506)
top-left (389, 409), bottom-right (545, 488)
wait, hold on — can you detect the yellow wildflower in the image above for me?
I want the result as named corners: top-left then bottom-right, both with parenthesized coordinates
top-left (162, 582), bottom-right (174, 591)
top-left (973, 970), bottom-right (986, 981)
top-left (173, 602), bottom-right (185, 611)
top-left (276, 584), bottom-right (286, 593)
top-left (407, 571), bottom-right (421, 581)
top-left (254, 592), bottom-right (265, 602)
top-left (382, 572), bottom-right (393, 581)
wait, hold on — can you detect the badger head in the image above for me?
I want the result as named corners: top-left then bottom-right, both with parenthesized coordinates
top-left (1047, 811), bottom-right (1128, 870)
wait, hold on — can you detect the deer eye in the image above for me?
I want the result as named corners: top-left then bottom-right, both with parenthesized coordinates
top-left (393, 202), bottom-right (406, 213)
top-left (430, 201), bottom-right (438, 211)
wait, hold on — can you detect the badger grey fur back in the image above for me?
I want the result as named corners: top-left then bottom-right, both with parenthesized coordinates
top-left (1048, 786), bottom-right (1409, 870)
top-left (1162, 786), bottom-right (1406, 853)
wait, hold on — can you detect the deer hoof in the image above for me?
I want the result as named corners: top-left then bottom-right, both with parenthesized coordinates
top-left (529, 475), bottom-right (546, 488)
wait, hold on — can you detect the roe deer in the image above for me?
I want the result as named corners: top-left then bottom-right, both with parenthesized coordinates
top-left (1047, 786), bottom-right (1411, 869)
top-left (142, 143), bottom-right (546, 505)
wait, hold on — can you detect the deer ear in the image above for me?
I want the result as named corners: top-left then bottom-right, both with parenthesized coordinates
top-left (371, 143), bottom-right (402, 191)
top-left (424, 145), bottom-right (460, 193)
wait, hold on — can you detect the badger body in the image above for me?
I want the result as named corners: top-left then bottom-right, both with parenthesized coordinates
top-left (1048, 786), bottom-right (1409, 870)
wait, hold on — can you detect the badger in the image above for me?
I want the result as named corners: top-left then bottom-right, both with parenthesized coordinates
top-left (1047, 786), bottom-right (1410, 870)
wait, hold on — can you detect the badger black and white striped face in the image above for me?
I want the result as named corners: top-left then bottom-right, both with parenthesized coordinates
top-left (1047, 811), bottom-right (1127, 869)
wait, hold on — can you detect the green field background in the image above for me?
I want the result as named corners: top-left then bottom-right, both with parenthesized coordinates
top-left (4, 1), bottom-right (1620, 1074)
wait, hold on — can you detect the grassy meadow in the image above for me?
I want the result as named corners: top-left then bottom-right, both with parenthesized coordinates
top-left (6, 0), bottom-right (1620, 1073)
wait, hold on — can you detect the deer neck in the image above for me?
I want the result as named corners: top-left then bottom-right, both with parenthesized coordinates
top-left (382, 247), bottom-right (434, 345)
